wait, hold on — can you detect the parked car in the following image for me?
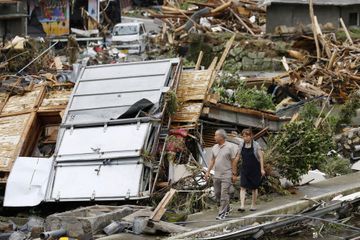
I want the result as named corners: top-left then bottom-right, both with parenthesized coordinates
top-left (111, 22), bottom-right (147, 54)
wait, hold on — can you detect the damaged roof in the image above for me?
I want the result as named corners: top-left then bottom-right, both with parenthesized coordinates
top-left (263, 0), bottom-right (360, 6)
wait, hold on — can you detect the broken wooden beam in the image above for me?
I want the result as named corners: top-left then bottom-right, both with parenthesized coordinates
top-left (150, 188), bottom-right (177, 222)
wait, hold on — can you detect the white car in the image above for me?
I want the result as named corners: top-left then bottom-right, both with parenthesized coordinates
top-left (112, 22), bottom-right (147, 54)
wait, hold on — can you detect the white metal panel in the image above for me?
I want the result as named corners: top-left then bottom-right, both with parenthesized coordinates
top-left (56, 123), bottom-right (150, 161)
top-left (75, 75), bottom-right (165, 95)
top-left (50, 163), bottom-right (143, 200)
top-left (80, 60), bottom-right (171, 81)
top-left (66, 107), bottom-right (129, 124)
top-left (4, 157), bottom-right (52, 207)
top-left (68, 91), bottom-right (161, 111)
top-left (63, 60), bottom-right (175, 125)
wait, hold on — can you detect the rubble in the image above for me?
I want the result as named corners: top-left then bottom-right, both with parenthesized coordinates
top-left (148, 0), bottom-right (265, 42)
top-left (1, 1), bottom-right (360, 239)
top-left (45, 205), bottom-right (144, 238)
top-left (270, 24), bottom-right (360, 103)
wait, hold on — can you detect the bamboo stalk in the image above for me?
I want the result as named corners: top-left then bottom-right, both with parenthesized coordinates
top-left (308, 0), bottom-right (321, 61)
top-left (195, 51), bottom-right (204, 70)
top-left (339, 18), bottom-right (353, 45)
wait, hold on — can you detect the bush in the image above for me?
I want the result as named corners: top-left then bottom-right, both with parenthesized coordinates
top-left (335, 92), bottom-right (360, 131)
top-left (319, 155), bottom-right (352, 177)
top-left (234, 84), bottom-right (275, 111)
top-left (265, 120), bottom-right (333, 184)
top-left (213, 74), bottom-right (275, 111)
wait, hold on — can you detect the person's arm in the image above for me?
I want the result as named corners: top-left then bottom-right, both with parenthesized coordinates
top-left (205, 156), bottom-right (215, 181)
top-left (232, 152), bottom-right (239, 183)
top-left (259, 149), bottom-right (266, 176)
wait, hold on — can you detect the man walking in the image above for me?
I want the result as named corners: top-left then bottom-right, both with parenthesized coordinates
top-left (205, 129), bottom-right (238, 220)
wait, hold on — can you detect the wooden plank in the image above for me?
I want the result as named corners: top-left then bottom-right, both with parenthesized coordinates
top-left (39, 89), bottom-right (72, 110)
top-left (0, 93), bottom-right (10, 113)
top-left (0, 113), bottom-right (31, 171)
top-left (215, 34), bottom-right (236, 72)
top-left (339, 18), bottom-right (353, 45)
top-left (176, 70), bottom-right (212, 102)
top-left (253, 127), bottom-right (269, 140)
top-left (207, 103), bottom-right (283, 121)
top-left (195, 51), bottom-right (204, 70)
top-left (172, 102), bottom-right (203, 123)
top-left (54, 57), bottom-right (63, 70)
top-left (150, 188), bottom-right (177, 222)
top-left (1, 88), bottom-right (41, 114)
top-left (210, 1), bottom-right (232, 14)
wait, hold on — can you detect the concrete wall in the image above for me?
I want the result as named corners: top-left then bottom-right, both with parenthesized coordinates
top-left (0, 1), bottom-right (28, 39)
top-left (341, 5), bottom-right (360, 27)
top-left (266, 3), bottom-right (353, 33)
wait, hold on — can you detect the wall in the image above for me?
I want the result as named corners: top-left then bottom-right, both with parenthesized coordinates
top-left (266, 3), bottom-right (341, 33)
top-left (341, 5), bottom-right (360, 27)
top-left (0, 1), bottom-right (28, 38)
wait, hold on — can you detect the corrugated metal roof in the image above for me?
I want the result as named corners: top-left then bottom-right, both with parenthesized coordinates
top-left (263, 0), bottom-right (359, 6)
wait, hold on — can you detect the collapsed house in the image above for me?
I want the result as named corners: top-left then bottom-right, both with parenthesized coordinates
top-left (2, 52), bottom-right (291, 206)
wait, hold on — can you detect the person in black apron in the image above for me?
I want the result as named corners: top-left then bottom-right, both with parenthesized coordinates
top-left (238, 129), bottom-right (265, 212)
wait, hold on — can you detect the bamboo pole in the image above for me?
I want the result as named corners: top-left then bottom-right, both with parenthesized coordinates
top-left (308, 0), bottom-right (320, 61)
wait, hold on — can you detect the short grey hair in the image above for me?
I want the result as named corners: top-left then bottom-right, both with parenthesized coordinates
top-left (215, 129), bottom-right (227, 139)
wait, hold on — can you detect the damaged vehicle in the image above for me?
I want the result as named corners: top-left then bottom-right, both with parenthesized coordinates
top-left (111, 22), bottom-right (148, 54)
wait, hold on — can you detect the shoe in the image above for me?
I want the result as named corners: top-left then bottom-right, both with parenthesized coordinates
top-left (238, 208), bottom-right (245, 212)
top-left (225, 206), bottom-right (233, 217)
top-left (250, 208), bottom-right (257, 211)
top-left (216, 213), bottom-right (226, 220)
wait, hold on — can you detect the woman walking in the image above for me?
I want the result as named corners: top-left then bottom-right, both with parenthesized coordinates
top-left (237, 129), bottom-right (265, 211)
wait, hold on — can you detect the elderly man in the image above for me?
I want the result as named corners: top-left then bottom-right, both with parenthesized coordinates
top-left (205, 129), bottom-right (238, 220)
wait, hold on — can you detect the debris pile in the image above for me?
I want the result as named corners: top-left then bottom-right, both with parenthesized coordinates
top-left (149, 0), bottom-right (265, 44)
top-left (335, 128), bottom-right (360, 159)
top-left (272, 29), bottom-right (360, 103)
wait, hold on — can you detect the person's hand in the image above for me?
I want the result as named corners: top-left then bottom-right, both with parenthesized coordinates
top-left (232, 175), bottom-right (237, 183)
top-left (205, 171), bottom-right (210, 181)
top-left (261, 169), bottom-right (266, 176)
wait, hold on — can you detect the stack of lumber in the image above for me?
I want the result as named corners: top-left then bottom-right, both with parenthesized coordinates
top-left (148, 0), bottom-right (265, 44)
top-left (273, 18), bottom-right (360, 103)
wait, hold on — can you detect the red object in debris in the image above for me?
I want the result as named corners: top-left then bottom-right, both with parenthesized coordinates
top-left (169, 128), bottom-right (187, 137)
top-left (94, 46), bottom-right (103, 52)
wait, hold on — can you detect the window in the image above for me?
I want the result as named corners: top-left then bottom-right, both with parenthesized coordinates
top-left (349, 12), bottom-right (359, 26)
top-left (139, 25), bottom-right (145, 35)
top-left (113, 25), bottom-right (139, 36)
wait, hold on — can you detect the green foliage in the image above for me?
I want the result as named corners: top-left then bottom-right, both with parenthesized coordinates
top-left (299, 101), bottom-right (338, 134)
top-left (234, 84), bottom-right (275, 111)
top-left (336, 27), bottom-right (360, 42)
top-left (299, 101), bottom-right (320, 122)
top-left (213, 74), bottom-right (275, 111)
top-left (266, 120), bottom-right (333, 184)
top-left (319, 155), bottom-right (352, 177)
top-left (335, 92), bottom-right (360, 131)
top-left (166, 91), bottom-right (178, 115)
top-left (213, 86), bottom-right (235, 104)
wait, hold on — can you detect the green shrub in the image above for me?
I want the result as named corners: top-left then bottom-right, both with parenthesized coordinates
top-left (265, 120), bottom-right (333, 184)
